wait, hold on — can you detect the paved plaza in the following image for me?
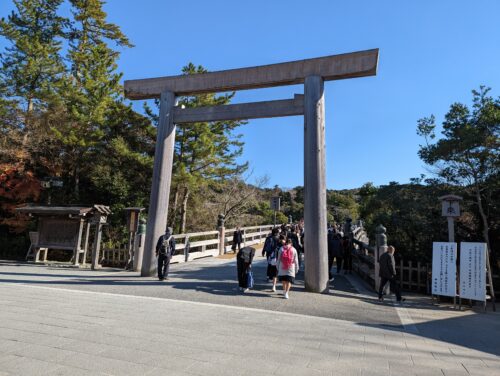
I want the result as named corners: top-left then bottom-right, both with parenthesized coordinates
top-left (0, 255), bottom-right (499, 375)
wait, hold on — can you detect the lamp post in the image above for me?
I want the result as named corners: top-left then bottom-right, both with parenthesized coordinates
top-left (438, 195), bottom-right (462, 242)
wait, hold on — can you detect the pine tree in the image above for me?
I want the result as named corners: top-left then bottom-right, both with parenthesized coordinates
top-left (0, 0), bottom-right (66, 113)
top-left (417, 86), bottom-right (500, 261)
top-left (172, 63), bottom-right (247, 233)
top-left (0, 0), bottom-right (67, 175)
top-left (51, 0), bottom-right (133, 199)
top-left (145, 63), bottom-right (248, 233)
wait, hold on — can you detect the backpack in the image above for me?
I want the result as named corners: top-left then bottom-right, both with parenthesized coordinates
top-left (268, 245), bottom-right (278, 266)
top-left (281, 245), bottom-right (294, 269)
top-left (159, 235), bottom-right (173, 255)
top-left (240, 247), bottom-right (252, 263)
top-left (263, 236), bottom-right (274, 253)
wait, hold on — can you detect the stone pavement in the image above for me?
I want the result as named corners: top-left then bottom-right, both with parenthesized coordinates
top-left (0, 256), bottom-right (499, 376)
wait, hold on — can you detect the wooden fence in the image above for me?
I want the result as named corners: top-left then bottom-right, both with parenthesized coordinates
top-left (351, 224), bottom-right (431, 294)
top-left (101, 224), bottom-right (274, 267)
top-left (352, 252), bottom-right (431, 294)
top-left (396, 260), bottom-right (431, 294)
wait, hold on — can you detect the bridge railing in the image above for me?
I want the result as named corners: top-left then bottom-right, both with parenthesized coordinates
top-left (101, 224), bottom-right (274, 267)
top-left (350, 222), bottom-right (431, 293)
top-left (351, 224), bottom-right (377, 287)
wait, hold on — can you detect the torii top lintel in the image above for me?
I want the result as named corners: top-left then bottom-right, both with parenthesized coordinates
top-left (124, 49), bottom-right (378, 100)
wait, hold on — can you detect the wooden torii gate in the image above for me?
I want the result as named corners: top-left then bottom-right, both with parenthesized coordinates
top-left (124, 49), bottom-right (379, 293)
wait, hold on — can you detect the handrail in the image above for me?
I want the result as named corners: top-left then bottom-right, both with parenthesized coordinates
top-left (102, 224), bottom-right (275, 266)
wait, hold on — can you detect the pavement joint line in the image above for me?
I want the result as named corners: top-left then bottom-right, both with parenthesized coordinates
top-left (0, 282), bottom-right (394, 329)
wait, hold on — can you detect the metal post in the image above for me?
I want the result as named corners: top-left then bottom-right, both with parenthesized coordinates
top-left (142, 91), bottom-right (176, 277)
top-left (303, 75), bottom-right (328, 293)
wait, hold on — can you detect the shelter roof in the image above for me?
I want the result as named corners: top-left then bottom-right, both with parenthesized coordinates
top-left (16, 204), bottom-right (111, 216)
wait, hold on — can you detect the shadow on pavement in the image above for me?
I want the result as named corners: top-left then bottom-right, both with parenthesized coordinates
top-left (359, 312), bottom-right (500, 357)
top-left (4, 258), bottom-right (498, 358)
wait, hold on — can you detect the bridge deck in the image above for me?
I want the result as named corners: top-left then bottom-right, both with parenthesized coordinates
top-left (0, 257), bottom-right (499, 375)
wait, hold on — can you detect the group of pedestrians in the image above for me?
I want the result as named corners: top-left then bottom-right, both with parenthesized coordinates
top-left (237, 225), bottom-right (302, 299)
top-left (155, 223), bottom-right (404, 303)
top-left (327, 225), bottom-right (353, 280)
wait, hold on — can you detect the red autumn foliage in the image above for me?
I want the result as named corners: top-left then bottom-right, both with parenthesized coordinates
top-left (0, 163), bottom-right (41, 233)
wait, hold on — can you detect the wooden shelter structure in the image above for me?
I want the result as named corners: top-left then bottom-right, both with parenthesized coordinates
top-left (124, 49), bottom-right (379, 292)
top-left (16, 205), bottom-right (111, 268)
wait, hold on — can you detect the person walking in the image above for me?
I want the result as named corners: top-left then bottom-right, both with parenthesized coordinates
top-left (288, 226), bottom-right (303, 268)
top-left (342, 236), bottom-right (353, 274)
top-left (232, 226), bottom-right (243, 253)
top-left (328, 231), bottom-right (343, 279)
top-left (327, 229), bottom-right (335, 280)
top-left (276, 238), bottom-right (299, 299)
top-left (378, 245), bottom-right (404, 302)
top-left (155, 227), bottom-right (176, 281)
top-left (262, 229), bottom-right (280, 290)
top-left (237, 246), bottom-right (255, 292)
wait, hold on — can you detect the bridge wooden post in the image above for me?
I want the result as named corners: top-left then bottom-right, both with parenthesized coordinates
top-left (141, 90), bottom-right (177, 277)
top-left (304, 75), bottom-right (329, 293)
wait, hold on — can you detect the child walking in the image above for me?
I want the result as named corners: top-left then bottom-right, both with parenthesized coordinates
top-left (276, 238), bottom-right (299, 299)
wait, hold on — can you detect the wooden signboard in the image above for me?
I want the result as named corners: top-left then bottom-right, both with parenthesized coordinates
top-left (441, 200), bottom-right (460, 217)
top-left (38, 218), bottom-right (80, 250)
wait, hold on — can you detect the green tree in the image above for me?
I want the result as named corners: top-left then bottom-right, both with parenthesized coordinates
top-left (0, 0), bottom-right (66, 113)
top-left (52, 0), bottom-right (133, 199)
top-left (147, 63), bottom-right (247, 233)
top-left (327, 190), bottom-right (359, 224)
top-left (417, 86), bottom-right (500, 260)
top-left (0, 0), bottom-right (67, 175)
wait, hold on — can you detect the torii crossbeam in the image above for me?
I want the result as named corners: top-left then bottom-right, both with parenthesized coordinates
top-left (124, 49), bottom-right (378, 293)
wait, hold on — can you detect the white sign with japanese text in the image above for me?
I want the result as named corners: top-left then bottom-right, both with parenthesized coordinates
top-left (459, 242), bottom-right (487, 301)
top-left (432, 242), bottom-right (457, 297)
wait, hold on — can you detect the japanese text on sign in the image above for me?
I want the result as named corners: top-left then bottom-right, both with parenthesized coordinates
top-left (459, 242), bottom-right (486, 301)
top-left (432, 242), bottom-right (457, 297)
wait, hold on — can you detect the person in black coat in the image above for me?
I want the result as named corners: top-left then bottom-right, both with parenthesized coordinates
top-left (237, 246), bottom-right (255, 292)
top-left (155, 227), bottom-right (176, 281)
top-left (331, 233), bottom-right (344, 275)
top-left (378, 246), bottom-right (403, 302)
top-left (287, 227), bottom-right (302, 263)
top-left (342, 236), bottom-right (353, 274)
top-left (232, 226), bottom-right (243, 252)
top-left (262, 228), bottom-right (280, 284)
top-left (327, 230), bottom-right (335, 280)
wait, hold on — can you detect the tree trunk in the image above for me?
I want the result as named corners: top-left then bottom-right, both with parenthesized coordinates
top-left (474, 184), bottom-right (494, 260)
top-left (74, 162), bottom-right (80, 201)
top-left (179, 186), bottom-right (190, 234)
top-left (169, 184), bottom-right (179, 228)
top-left (20, 98), bottom-right (34, 161)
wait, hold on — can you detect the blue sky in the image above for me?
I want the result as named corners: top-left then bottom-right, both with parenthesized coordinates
top-left (1, 0), bottom-right (499, 189)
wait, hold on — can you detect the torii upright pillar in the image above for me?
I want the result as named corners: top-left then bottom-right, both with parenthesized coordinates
top-left (304, 75), bottom-right (329, 293)
top-left (141, 90), bottom-right (176, 277)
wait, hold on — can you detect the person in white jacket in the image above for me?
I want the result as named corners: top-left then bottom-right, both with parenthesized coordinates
top-left (276, 237), bottom-right (299, 299)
